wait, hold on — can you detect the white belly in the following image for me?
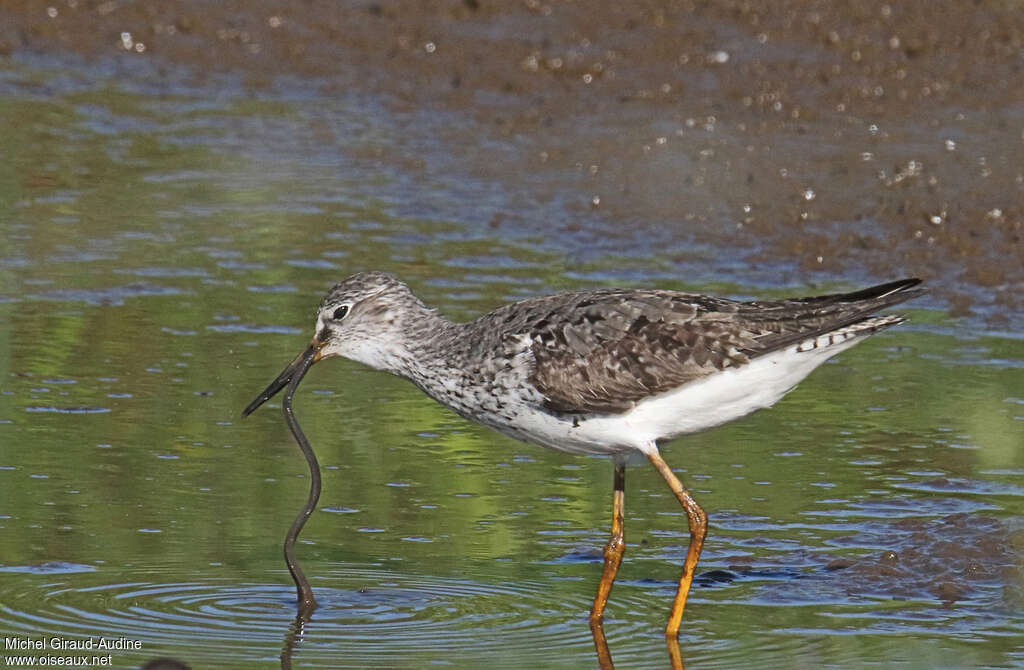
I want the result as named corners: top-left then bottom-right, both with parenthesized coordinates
top-left (492, 337), bottom-right (865, 457)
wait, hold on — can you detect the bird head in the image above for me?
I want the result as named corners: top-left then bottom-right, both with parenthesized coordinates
top-left (242, 272), bottom-right (425, 417)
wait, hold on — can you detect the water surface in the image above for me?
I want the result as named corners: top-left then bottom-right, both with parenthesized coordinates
top-left (1, 53), bottom-right (1022, 669)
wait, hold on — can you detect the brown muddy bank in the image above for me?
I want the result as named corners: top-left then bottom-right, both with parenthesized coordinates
top-left (2, 0), bottom-right (1021, 323)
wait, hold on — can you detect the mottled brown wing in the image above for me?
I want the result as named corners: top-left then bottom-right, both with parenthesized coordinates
top-left (527, 279), bottom-right (924, 414)
top-left (527, 292), bottom-right (755, 413)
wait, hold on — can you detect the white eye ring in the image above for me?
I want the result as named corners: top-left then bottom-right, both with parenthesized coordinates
top-left (332, 305), bottom-right (350, 320)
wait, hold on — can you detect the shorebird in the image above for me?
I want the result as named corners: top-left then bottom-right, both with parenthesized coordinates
top-left (243, 271), bottom-right (924, 636)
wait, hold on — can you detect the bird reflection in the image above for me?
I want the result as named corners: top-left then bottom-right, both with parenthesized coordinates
top-left (591, 623), bottom-right (685, 670)
top-left (277, 596), bottom-right (686, 667)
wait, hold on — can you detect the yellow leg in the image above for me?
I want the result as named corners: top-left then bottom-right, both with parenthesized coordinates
top-left (648, 449), bottom-right (708, 637)
top-left (589, 462), bottom-right (626, 630)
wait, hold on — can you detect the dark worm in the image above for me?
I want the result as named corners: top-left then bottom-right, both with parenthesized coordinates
top-left (243, 343), bottom-right (323, 615)
top-left (280, 351), bottom-right (320, 614)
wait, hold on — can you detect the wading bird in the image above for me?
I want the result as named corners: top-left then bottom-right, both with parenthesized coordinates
top-left (244, 272), bottom-right (924, 636)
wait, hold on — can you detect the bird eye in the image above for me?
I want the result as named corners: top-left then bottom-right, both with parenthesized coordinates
top-left (332, 305), bottom-right (349, 320)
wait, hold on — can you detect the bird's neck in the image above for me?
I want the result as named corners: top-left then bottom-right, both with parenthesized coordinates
top-left (364, 304), bottom-right (463, 381)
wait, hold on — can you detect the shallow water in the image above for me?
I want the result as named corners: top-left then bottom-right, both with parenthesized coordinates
top-left (1, 53), bottom-right (1022, 670)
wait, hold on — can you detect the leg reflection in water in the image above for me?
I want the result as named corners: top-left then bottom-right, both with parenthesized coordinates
top-left (590, 622), bottom-right (686, 670)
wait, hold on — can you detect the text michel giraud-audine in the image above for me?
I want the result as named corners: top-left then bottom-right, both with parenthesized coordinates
top-left (6, 637), bottom-right (141, 651)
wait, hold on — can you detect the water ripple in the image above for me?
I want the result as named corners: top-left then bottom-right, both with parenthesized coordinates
top-left (24, 406), bottom-right (111, 414)
top-left (0, 567), bottom-right (609, 667)
top-left (205, 324), bottom-right (301, 335)
top-left (28, 284), bottom-right (186, 306)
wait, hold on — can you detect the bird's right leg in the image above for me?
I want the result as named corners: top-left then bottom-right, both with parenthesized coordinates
top-left (590, 460), bottom-right (626, 630)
